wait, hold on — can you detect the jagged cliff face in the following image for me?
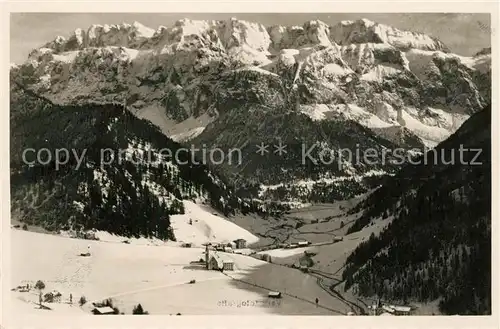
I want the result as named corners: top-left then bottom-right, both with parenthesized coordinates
top-left (10, 18), bottom-right (491, 199)
top-left (11, 18), bottom-right (490, 144)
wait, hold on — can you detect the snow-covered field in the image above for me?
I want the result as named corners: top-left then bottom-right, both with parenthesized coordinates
top-left (10, 229), bottom-right (351, 316)
top-left (9, 193), bottom-right (372, 316)
top-left (170, 201), bottom-right (259, 246)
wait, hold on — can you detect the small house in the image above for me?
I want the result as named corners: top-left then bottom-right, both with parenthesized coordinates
top-left (268, 291), bottom-right (282, 298)
top-left (393, 306), bottom-right (412, 315)
top-left (92, 306), bottom-right (115, 315)
top-left (233, 239), bottom-right (247, 249)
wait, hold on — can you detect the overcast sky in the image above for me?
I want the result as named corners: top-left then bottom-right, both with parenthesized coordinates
top-left (10, 13), bottom-right (491, 63)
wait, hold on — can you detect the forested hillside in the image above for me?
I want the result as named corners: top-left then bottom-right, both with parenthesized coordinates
top-left (342, 105), bottom-right (491, 315)
top-left (10, 82), bottom-right (240, 239)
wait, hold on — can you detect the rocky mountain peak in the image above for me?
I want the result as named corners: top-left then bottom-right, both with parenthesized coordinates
top-left (330, 18), bottom-right (449, 52)
top-left (267, 19), bottom-right (334, 50)
top-left (31, 17), bottom-right (455, 58)
top-left (12, 17), bottom-right (490, 155)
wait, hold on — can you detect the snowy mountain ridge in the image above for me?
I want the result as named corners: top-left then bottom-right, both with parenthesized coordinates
top-left (32, 18), bottom-right (449, 56)
top-left (12, 18), bottom-right (490, 146)
top-left (11, 17), bottom-right (491, 199)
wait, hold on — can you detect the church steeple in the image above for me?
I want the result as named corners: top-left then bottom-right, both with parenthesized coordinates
top-left (205, 244), bottom-right (210, 269)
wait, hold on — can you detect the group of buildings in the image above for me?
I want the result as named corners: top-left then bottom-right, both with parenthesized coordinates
top-left (203, 239), bottom-right (247, 272)
top-left (205, 244), bottom-right (234, 271)
top-left (368, 300), bottom-right (412, 316)
top-left (212, 238), bottom-right (247, 253)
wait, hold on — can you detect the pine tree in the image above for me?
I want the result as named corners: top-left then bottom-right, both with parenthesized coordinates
top-left (133, 303), bottom-right (145, 314)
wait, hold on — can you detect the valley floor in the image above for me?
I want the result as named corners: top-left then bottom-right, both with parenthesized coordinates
top-left (10, 198), bottom-right (442, 316)
top-left (10, 229), bottom-right (352, 316)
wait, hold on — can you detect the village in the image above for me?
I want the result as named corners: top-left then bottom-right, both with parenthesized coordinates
top-left (10, 231), bottom-right (416, 316)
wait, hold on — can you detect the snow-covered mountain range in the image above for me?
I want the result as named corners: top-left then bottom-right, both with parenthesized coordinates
top-left (11, 18), bottom-right (491, 143)
top-left (10, 17), bottom-right (491, 201)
